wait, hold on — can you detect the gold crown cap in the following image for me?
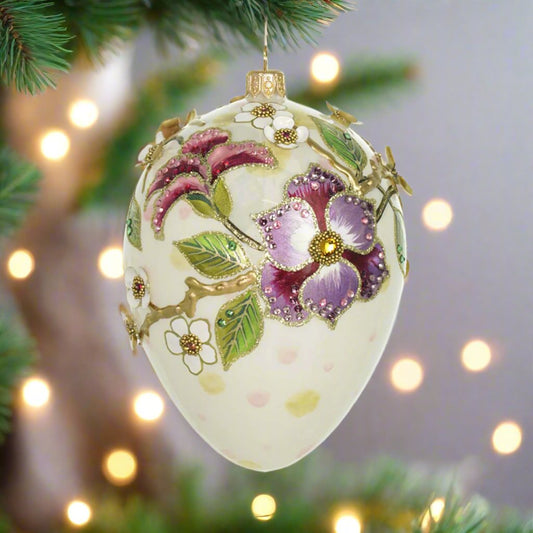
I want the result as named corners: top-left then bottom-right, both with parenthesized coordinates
top-left (245, 70), bottom-right (286, 101)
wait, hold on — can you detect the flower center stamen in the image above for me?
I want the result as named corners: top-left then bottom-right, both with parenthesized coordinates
top-left (180, 333), bottom-right (201, 356)
top-left (251, 103), bottom-right (276, 118)
top-left (274, 128), bottom-right (297, 145)
top-left (131, 276), bottom-right (146, 300)
top-left (308, 230), bottom-right (344, 265)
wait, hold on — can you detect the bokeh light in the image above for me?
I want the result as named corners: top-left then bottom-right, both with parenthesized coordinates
top-left (251, 493), bottom-right (277, 521)
top-left (7, 249), bottom-right (35, 279)
top-left (421, 497), bottom-right (445, 529)
top-left (311, 52), bottom-right (340, 83)
top-left (21, 377), bottom-right (51, 408)
top-left (98, 246), bottom-right (123, 279)
top-left (133, 391), bottom-right (165, 422)
top-left (492, 421), bottom-right (522, 455)
top-left (334, 512), bottom-right (362, 533)
top-left (40, 129), bottom-right (70, 160)
top-left (69, 99), bottom-right (99, 129)
top-left (65, 500), bottom-right (92, 527)
top-left (390, 357), bottom-right (424, 392)
top-left (103, 449), bottom-right (137, 486)
top-left (461, 339), bottom-right (492, 372)
top-left (422, 199), bottom-right (453, 231)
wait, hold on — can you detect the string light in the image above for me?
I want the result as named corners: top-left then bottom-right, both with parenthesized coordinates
top-left (421, 497), bottom-right (445, 530)
top-left (492, 421), bottom-right (522, 455)
top-left (98, 246), bottom-right (123, 279)
top-left (133, 391), bottom-right (165, 422)
top-left (311, 52), bottom-right (340, 84)
top-left (40, 129), bottom-right (70, 161)
top-left (461, 339), bottom-right (491, 372)
top-left (21, 377), bottom-right (51, 408)
top-left (334, 512), bottom-right (362, 533)
top-left (422, 199), bottom-right (453, 231)
top-left (390, 357), bottom-right (424, 393)
top-left (69, 99), bottom-right (99, 129)
top-left (7, 249), bottom-right (35, 279)
top-left (65, 500), bottom-right (92, 527)
top-left (251, 494), bottom-right (276, 521)
top-left (102, 449), bottom-right (137, 486)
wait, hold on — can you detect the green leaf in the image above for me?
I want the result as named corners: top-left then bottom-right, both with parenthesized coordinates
top-left (212, 181), bottom-right (232, 217)
top-left (312, 116), bottom-right (367, 173)
top-left (125, 197), bottom-right (142, 251)
top-left (215, 290), bottom-right (264, 370)
top-left (393, 206), bottom-right (408, 278)
top-left (186, 193), bottom-right (215, 218)
top-left (174, 231), bottom-right (248, 279)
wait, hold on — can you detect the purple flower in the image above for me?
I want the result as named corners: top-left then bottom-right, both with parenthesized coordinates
top-left (254, 165), bottom-right (388, 328)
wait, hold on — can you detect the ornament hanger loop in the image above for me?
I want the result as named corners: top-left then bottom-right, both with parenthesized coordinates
top-left (263, 17), bottom-right (269, 71)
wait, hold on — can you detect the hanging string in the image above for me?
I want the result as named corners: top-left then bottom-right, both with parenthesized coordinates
top-left (263, 17), bottom-right (269, 71)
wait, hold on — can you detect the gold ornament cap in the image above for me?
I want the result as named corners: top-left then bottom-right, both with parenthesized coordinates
top-left (245, 70), bottom-right (286, 102)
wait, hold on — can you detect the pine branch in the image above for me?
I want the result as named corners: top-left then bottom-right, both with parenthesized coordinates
top-left (0, 147), bottom-right (41, 240)
top-left (0, 313), bottom-right (35, 443)
top-left (0, 0), bottom-right (70, 94)
top-left (292, 56), bottom-right (418, 111)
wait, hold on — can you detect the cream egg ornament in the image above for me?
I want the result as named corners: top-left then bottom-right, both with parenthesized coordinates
top-left (121, 68), bottom-right (411, 471)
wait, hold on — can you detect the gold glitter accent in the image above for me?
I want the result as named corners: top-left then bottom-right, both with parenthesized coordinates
top-left (131, 276), bottom-right (146, 300)
top-left (198, 372), bottom-right (225, 395)
top-left (179, 333), bottom-right (201, 356)
top-left (308, 230), bottom-right (344, 265)
top-left (251, 103), bottom-right (276, 118)
top-left (285, 390), bottom-right (320, 417)
top-left (245, 70), bottom-right (286, 100)
top-left (274, 128), bottom-right (297, 145)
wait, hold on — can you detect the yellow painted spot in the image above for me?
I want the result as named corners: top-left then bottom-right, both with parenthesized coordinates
top-left (238, 460), bottom-right (262, 470)
top-left (198, 372), bottom-right (225, 395)
top-left (170, 247), bottom-right (189, 269)
top-left (285, 390), bottom-right (320, 417)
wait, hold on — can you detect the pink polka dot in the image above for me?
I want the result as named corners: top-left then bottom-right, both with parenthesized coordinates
top-left (296, 444), bottom-right (314, 459)
top-left (323, 362), bottom-right (334, 372)
top-left (197, 413), bottom-right (206, 421)
top-left (278, 349), bottom-right (297, 364)
top-left (263, 444), bottom-right (272, 451)
top-left (221, 449), bottom-right (236, 460)
top-left (369, 331), bottom-right (377, 342)
top-left (246, 390), bottom-right (270, 407)
top-left (178, 204), bottom-right (192, 219)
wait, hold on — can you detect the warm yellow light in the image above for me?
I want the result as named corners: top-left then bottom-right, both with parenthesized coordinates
top-left (66, 500), bottom-right (92, 527)
top-left (251, 493), bottom-right (276, 521)
top-left (98, 246), bottom-right (123, 279)
top-left (69, 99), bottom-right (99, 129)
top-left (390, 357), bottom-right (424, 392)
top-left (40, 130), bottom-right (70, 160)
top-left (461, 339), bottom-right (492, 372)
top-left (334, 513), bottom-right (362, 533)
top-left (7, 249), bottom-right (35, 279)
top-left (133, 391), bottom-right (165, 422)
top-left (421, 497), bottom-right (445, 529)
top-left (103, 449), bottom-right (137, 486)
top-left (492, 421), bottom-right (522, 455)
top-left (21, 377), bottom-right (51, 408)
top-left (422, 199), bottom-right (453, 231)
top-left (311, 52), bottom-right (340, 84)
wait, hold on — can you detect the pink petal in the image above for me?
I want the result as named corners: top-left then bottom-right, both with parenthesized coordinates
top-left (182, 128), bottom-right (229, 156)
top-left (261, 261), bottom-right (319, 324)
top-left (147, 156), bottom-right (207, 200)
top-left (207, 142), bottom-right (275, 183)
top-left (287, 165), bottom-right (345, 231)
top-left (342, 242), bottom-right (388, 300)
top-left (152, 174), bottom-right (209, 235)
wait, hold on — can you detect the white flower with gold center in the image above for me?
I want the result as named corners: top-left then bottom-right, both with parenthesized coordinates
top-left (125, 267), bottom-right (151, 309)
top-left (264, 116), bottom-right (309, 149)
top-left (234, 102), bottom-right (292, 130)
top-left (165, 317), bottom-right (217, 375)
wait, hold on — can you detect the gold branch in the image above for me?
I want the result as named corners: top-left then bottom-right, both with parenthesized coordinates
top-left (140, 271), bottom-right (257, 338)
